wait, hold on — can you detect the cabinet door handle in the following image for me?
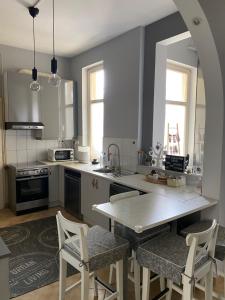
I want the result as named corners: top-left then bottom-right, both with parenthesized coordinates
top-left (95, 179), bottom-right (99, 189)
top-left (92, 179), bottom-right (95, 188)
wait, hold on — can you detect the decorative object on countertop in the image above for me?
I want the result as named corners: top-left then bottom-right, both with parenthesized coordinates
top-left (145, 170), bottom-right (167, 185)
top-left (91, 158), bottom-right (99, 165)
top-left (167, 176), bottom-right (186, 187)
top-left (165, 154), bottom-right (189, 173)
top-left (48, 0), bottom-right (61, 87)
top-left (29, 6), bottom-right (41, 92)
top-left (137, 150), bottom-right (146, 165)
top-left (149, 142), bottom-right (167, 168)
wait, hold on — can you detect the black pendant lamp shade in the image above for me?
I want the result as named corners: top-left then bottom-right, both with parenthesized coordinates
top-left (51, 56), bottom-right (58, 74)
top-left (49, 0), bottom-right (61, 87)
top-left (29, 6), bottom-right (41, 92)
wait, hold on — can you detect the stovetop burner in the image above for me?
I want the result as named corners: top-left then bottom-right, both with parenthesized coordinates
top-left (11, 161), bottom-right (46, 170)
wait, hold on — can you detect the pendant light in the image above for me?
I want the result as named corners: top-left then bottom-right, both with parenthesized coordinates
top-left (49, 0), bottom-right (61, 87)
top-left (29, 6), bottom-right (41, 92)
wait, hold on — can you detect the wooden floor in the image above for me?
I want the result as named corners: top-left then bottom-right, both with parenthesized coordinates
top-left (0, 207), bottom-right (224, 299)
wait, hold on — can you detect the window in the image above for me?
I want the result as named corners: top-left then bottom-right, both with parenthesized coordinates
top-left (87, 65), bottom-right (104, 159)
top-left (164, 63), bottom-right (190, 156)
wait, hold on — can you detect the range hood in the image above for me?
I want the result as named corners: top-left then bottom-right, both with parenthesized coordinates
top-left (4, 71), bottom-right (45, 130)
top-left (5, 122), bottom-right (44, 130)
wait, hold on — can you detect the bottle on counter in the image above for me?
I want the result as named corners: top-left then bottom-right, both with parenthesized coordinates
top-left (100, 152), bottom-right (108, 167)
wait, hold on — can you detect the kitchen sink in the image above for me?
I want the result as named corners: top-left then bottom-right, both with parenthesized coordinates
top-left (94, 167), bottom-right (135, 177)
top-left (94, 167), bottom-right (113, 174)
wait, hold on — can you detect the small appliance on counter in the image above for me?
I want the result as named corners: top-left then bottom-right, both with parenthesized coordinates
top-left (48, 148), bottom-right (74, 161)
top-left (8, 162), bottom-right (49, 215)
top-left (77, 146), bottom-right (90, 163)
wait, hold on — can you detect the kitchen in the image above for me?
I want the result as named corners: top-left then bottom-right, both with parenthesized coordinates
top-left (0, 1), bottom-right (225, 300)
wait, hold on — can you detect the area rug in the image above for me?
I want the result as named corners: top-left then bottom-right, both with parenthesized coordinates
top-left (0, 216), bottom-right (77, 298)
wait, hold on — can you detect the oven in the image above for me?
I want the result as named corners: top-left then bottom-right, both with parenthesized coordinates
top-left (15, 168), bottom-right (49, 214)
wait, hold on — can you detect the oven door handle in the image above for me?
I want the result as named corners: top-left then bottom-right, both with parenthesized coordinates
top-left (16, 175), bottom-right (49, 181)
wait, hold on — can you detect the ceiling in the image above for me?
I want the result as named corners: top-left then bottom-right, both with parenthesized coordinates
top-left (0, 0), bottom-right (177, 58)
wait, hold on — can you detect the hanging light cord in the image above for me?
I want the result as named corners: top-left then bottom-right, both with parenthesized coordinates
top-left (53, 0), bottom-right (55, 58)
top-left (33, 17), bottom-right (36, 68)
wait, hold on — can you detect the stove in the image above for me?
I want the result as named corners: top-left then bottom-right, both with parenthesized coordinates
top-left (8, 162), bottom-right (49, 215)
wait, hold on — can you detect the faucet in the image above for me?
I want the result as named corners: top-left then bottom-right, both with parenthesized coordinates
top-left (107, 144), bottom-right (121, 174)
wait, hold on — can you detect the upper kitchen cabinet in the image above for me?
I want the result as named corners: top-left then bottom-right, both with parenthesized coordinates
top-left (59, 79), bottom-right (75, 140)
top-left (39, 77), bottom-right (75, 140)
top-left (38, 76), bottom-right (60, 139)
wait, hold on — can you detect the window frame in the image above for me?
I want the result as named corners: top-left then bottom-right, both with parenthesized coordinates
top-left (87, 64), bottom-right (104, 159)
top-left (165, 62), bottom-right (191, 155)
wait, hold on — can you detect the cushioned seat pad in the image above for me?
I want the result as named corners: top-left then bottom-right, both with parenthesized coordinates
top-left (180, 220), bottom-right (225, 261)
top-left (63, 225), bottom-right (129, 272)
top-left (137, 232), bottom-right (208, 285)
top-left (114, 222), bottom-right (170, 250)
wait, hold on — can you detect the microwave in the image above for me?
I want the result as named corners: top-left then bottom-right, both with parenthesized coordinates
top-left (48, 148), bottom-right (74, 161)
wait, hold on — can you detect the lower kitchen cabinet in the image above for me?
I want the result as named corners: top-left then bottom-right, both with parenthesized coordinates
top-left (48, 165), bottom-right (60, 207)
top-left (81, 173), bottom-right (111, 229)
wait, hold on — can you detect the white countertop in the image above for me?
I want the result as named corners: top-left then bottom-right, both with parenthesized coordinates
top-left (42, 161), bottom-right (201, 199)
top-left (93, 194), bottom-right (217, 233)
top-left (41, 160), bottom-right (218, 232)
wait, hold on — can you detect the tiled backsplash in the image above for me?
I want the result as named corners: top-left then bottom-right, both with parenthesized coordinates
top-left (103, 137), bottom-right (138, 171)
top-left (5, 132), bottom-right (138, 169)
top-left (5, 130), bottom-right (59, 166)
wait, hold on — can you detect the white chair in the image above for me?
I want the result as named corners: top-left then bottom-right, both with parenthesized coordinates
top-left (56, 211), bottom-right (129, 300)
top-left (109, 191), bottom-right (170, 300)
top-left (137, 219), bottom-right (218, 300)
top-left (180, 220), bottom-right (225, 299)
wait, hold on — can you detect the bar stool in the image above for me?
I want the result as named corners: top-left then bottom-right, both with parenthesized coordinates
top-left (180, 220), bottom-right (225, 299)
top-left (108, 191), bottom-right (170, 300)
top-left (137, 220), bottom-right (218, 300)
top-left (56, 211), bottom-right (129, 300)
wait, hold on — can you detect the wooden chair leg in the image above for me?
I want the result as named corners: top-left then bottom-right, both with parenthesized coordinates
top-left (224, 260), bottom-right (225, 298)
top-left (166, 279), bottom-right (172, 300)
top-left (116, 259), bottom-right (124, 300)
top-left (142, 267), bottom-right (150, 300)
top-left (205, 267), bottom-right (213, 300)
top-left (59, 254), bottom-right (67, 300)
top-left (81, 269), bottom-right (90, 300)
top-left (109, 264), bottom-right (114, 284)
top-left (130, 250), bottom-right (135, 273)
top-left (93, 273), bottom-right (98, 298)
top-left (134, 258), bottom-right (141, 300)
top-left (159, 277), bottom-right (165, 292)
top-left (182, 275), bottom-right (193, 300)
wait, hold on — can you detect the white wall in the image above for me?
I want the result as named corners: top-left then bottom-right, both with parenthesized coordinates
top-left (167, 37), bottom-right (198, 67)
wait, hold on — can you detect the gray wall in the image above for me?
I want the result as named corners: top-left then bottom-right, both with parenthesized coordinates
top-left (0, 44), bottom-right (71, 96)
top-left (167, 37), bottom-right (198, 67)
top-left (142, 12), bottom-right (187, 150)
top-left (70, 27), bottom-right (144, 140)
